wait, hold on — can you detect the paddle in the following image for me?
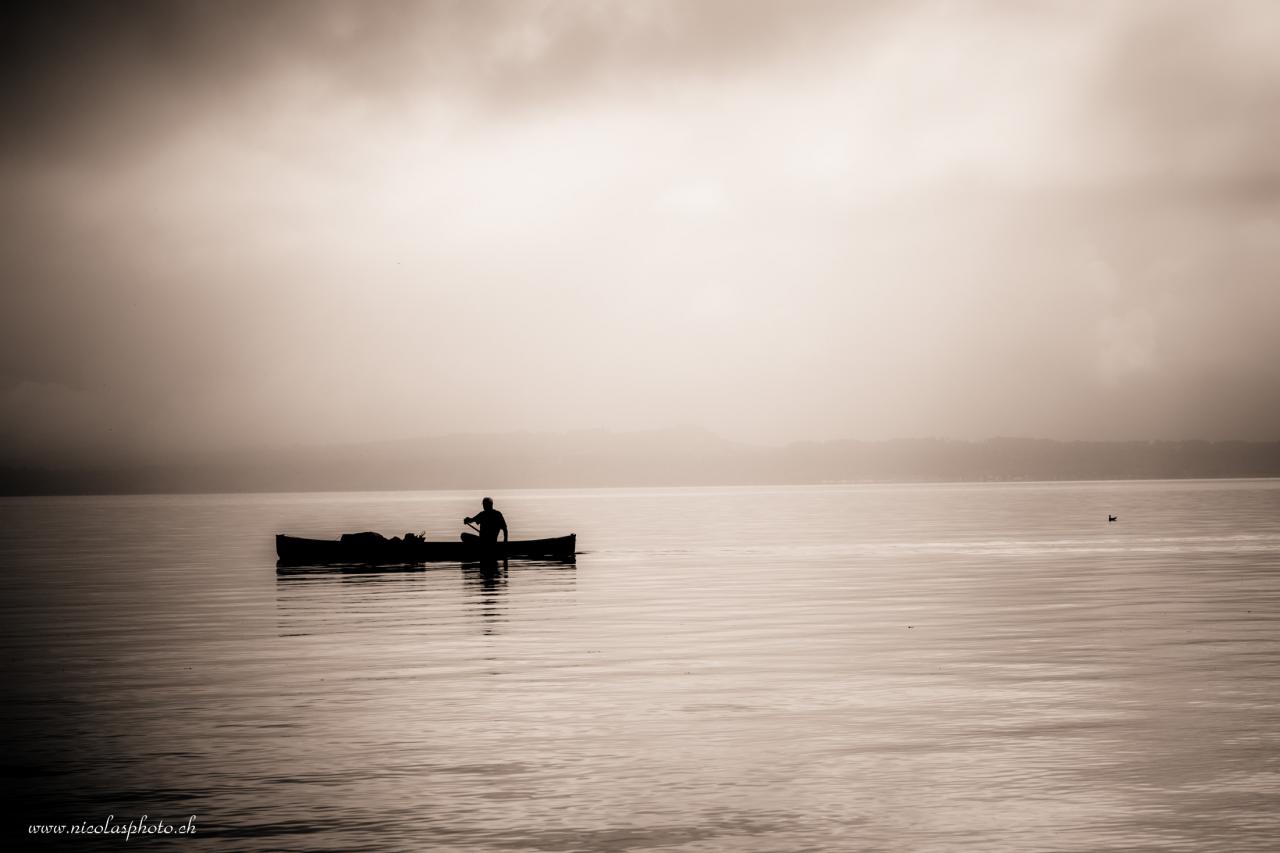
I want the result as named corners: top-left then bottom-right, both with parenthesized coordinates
top-left (464, 520), bottom-right (506, 569)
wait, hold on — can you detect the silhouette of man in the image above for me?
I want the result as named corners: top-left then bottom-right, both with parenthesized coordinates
top-left (464, 497), bottom-right (508, 545)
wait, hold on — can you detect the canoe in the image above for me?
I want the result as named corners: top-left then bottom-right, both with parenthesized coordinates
top-left (275, 532), bottom-right (576, 567)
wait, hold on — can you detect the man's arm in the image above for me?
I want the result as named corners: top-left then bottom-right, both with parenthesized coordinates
top-left (501, 513), bottom-right (509, 542)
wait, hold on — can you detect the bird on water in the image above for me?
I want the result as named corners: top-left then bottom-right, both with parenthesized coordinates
top-left (1108, 515), bottom-right (1117, 522)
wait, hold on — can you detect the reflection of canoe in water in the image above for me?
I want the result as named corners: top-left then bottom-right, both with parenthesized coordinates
top-left (275, 532), bottom-right (576, 567)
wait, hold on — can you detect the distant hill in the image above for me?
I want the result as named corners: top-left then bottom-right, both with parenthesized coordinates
top-left (3, 429), bottom-right (1280, 495)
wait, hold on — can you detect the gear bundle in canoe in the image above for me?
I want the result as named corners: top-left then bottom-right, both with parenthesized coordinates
top-left (275, 532), bottom-right (576, 567)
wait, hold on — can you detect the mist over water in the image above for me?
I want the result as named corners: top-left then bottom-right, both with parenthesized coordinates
top-left (4, 480), bottom-right (1280, 850)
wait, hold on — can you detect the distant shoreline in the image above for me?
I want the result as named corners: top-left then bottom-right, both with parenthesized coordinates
top-left (3, 476), bottom-right (1280, 500)
top-left (4, 433), bottom-right (1280, 497)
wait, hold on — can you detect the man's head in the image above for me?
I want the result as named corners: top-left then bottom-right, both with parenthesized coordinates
top-left (482, 497), bottom-right (493, 510)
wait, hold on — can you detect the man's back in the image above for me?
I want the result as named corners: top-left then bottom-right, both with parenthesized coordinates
top-left (472, 508), bottom-right (507, 542)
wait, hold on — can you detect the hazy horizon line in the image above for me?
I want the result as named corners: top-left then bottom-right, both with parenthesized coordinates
top-left (6, 425), bottom-right (1280, 469)
top-left (3, 431), bottom-right (1278, 497)
top-left (5, 478), bottom-right (1280, 503)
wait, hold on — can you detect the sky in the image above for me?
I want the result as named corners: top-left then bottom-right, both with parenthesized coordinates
top-left (2, 0), bottom-right (1278, 466)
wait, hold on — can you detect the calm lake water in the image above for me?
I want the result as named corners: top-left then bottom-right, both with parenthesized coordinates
top-left (3, 480), bottom-right (1280, 851)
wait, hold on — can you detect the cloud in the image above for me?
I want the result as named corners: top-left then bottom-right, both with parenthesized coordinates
top-left (1089, 1), bottom-right (1280, 200)
top-left (2, 1), bottom-right (1279, 464)
top-left (0, 0), bottom-right (890, 165)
